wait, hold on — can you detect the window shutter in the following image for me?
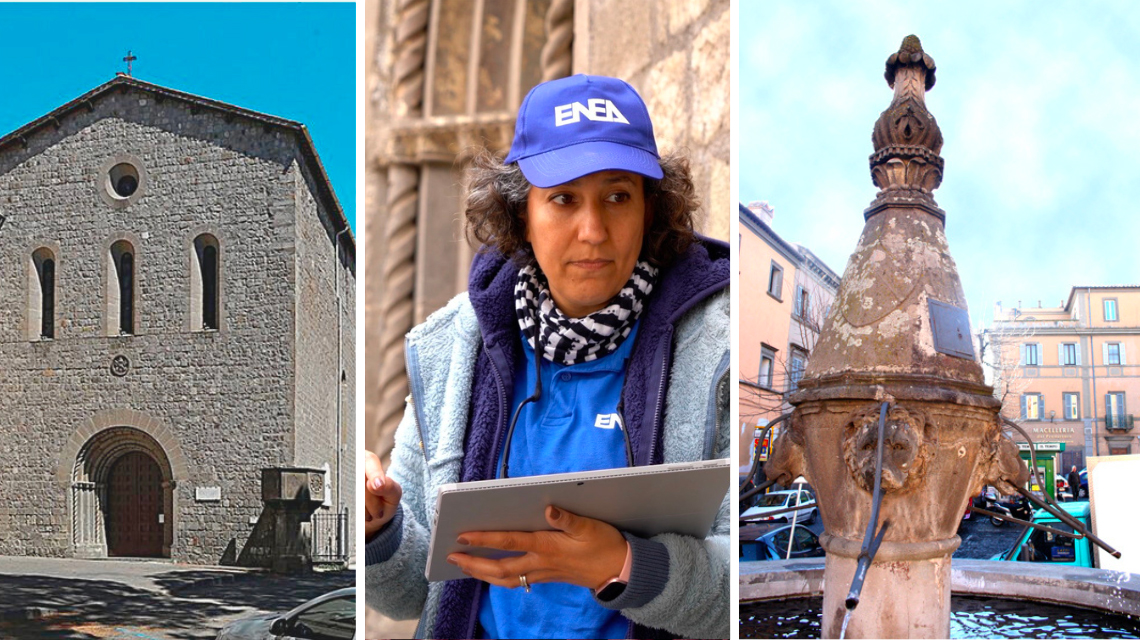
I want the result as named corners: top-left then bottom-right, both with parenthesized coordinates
top-left (1038, 394), bottom-right (1045, 420)
top-left (1103, 342), bottom-right (1110, 365)
top-left (1076, 344), bottom-right (1082, 366)
top-left (1021, 395), bottom-right (1027, 420)
top-left (1121, 343), bottom-right (1127, 365)
top-left (1035, 344), bottom-right (1042, 365)
top-left (1105, 394), bottom-right (1112, 421)
top-left (1058, 344), bottom-right (1065, 366)
top-left (1019, 344), bottom-right (1026, 365)
top-left (793, 285), bottom-right (803, 316)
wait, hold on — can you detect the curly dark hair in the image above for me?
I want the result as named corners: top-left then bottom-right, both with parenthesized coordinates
top-left (464, 148), bottom-right (699, 269)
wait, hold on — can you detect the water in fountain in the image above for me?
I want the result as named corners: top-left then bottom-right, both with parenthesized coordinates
top-left (741, 597), bottom-right (1140, 639)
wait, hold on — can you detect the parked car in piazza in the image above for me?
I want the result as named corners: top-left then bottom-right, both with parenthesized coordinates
top-left (216, 587), bottom-right (355, 640)
top-left (990, 502), bottom-right (1093, 568)
top-left (740, 489), bottom-right (817, 525)
top-left (741, 524), bottom-right (826, 561)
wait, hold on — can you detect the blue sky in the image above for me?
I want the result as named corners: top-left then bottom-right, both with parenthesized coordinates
top-left (739, 1), bottom-right (1140, 328)
top-left (0, 3), bottom-right (356, 231)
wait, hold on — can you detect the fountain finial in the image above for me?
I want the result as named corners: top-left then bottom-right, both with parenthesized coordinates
top-left (868, 34), bottom-right (944, 217)
top-left (885, 35), bottom-right (936, 91)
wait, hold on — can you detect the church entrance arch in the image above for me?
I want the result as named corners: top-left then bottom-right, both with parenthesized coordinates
top-left (71, 427), bottom-right (174, 558)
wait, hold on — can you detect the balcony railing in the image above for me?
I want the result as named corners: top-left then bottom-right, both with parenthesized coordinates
top-left (1105, 414), bottom-right (1134, 431)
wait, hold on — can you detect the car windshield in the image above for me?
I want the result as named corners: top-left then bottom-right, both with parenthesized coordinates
top-left (758, 494), bottom-right (790, 507)
top-left (292, 595), bottom-right (356, 640)
top-left (1006, 523), bottom-right (1078, 563)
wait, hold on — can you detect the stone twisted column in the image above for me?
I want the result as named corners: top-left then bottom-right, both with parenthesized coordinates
top-left (374, 0), bottom-right (428, 450)
top-left (541, 0), bottom-right (573, 82)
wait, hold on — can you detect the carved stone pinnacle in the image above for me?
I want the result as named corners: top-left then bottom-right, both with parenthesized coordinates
top-left (885, 35), bottom-right (936, 91)
top-left (868, 35), bottom-right (945, 214)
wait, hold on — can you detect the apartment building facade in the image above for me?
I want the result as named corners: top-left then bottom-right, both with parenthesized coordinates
top-left (738, 201), bottom-right (839, 470)
top-left (984, 286), bottom-right (1139, 477)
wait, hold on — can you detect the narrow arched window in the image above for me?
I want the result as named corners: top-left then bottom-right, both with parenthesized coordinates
top-left (41, 259), bottom-right (55, 338)
top-left (109, 240), bottom-right (135, 335)
top-left (30, 247), bottom-right (56, 340)
top-left (191, 234), bottom-right (220, 331)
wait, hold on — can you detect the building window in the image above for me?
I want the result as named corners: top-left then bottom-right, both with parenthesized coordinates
top-left (1022, 343), bottom-right (1042, 366)
top-left (30, 247), bottom-right (56, 340)
top-left (1060, 343), bottom-right (1078, 366)
top-left (793, 285), bottom-right (809, 319)
top-left (1105, 392), bottom-right (1127, 430)
top-left (1104, 298), bottom-right (1118, 322)
top-left (759, 356), bottom-right (774, 389)
top-left (1105, 342), bottom-right (1124, 366)
top-left (767, 262), bottom-right (784, 300)
top-left (1062, 392), bottom-right (1080, 420)
top-left (191, 234), bottom-right (220, 331)
top-left (758, 344), bottom-right (777, 389)
top-left (1021, 393), bottom-right (1043, 421)
top-left (788, 349), bottom-right (807, 392)
top-left (109, 163), bottom-right (139, 198)
top-left (108, 240), bottom-right (135, 335)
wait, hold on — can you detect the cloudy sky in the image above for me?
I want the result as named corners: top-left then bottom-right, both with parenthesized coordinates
top-left (738, 1), bottom-right (1140, 328)
top-left (0, 3), bottom-right (356, 230)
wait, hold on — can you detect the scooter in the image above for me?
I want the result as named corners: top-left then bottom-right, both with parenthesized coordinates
top-left (970, 490), bottom-right (1010, 527)
top-left (998, 494), bottom-right (1032, 521)
top-left (985, 497), bottom-right (1012, 527)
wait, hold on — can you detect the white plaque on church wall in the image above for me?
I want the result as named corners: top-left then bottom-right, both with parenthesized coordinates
top-left (196, 486), bottom-right (222, 502)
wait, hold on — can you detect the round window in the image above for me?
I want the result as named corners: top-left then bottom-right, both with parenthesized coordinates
top-left (109, 163), bottom-right (140, 198)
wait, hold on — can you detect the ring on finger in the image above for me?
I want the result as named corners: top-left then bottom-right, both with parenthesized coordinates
top-left (519, 573), bottom-right (530, 593)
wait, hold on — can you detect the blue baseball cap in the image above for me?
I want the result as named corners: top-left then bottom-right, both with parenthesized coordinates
top-left (505, 74), bottom-right (664, 188)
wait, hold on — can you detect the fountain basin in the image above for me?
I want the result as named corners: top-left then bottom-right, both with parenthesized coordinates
top-left (742, 595), bottom-right (1140, 639)
top-left (742, 559), bottom-right (1140, 637)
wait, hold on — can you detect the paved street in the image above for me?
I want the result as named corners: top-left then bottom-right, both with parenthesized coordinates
top-left (0, 556), bottom-right (354, 639)
top-left (953, 512), bottom-right (1026, 560)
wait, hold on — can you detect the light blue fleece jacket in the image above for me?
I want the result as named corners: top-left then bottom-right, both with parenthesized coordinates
top-left (365, 288), bottom-right (730, 639)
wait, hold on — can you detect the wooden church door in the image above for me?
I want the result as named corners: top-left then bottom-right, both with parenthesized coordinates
top-left (107, 451), bottom-right (163, 557)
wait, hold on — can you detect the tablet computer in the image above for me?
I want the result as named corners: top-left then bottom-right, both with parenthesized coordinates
top-left (425, 458), bottom-right (730, 582)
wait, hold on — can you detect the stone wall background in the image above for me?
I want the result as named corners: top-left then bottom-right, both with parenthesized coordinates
top-left (364, 0), bottom-right (728, 635)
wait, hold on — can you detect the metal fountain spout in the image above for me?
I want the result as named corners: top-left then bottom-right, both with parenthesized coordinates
top-left (764, 35), bottom-right (1030, 638)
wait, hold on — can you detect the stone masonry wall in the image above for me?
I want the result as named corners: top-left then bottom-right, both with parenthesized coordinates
top-left (0, 85), bottom-right (306, 564)
top-left (576, 0), bottom-right (730, 240)
top-left (292, 158), bottom-right (357, 559)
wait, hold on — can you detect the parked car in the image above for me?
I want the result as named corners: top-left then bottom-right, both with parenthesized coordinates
top-left (990, 502), bottom-right (1093, 568)
top-left (217, 587), bottom-right (355, 640)
top-left (741, 524), bottom-right (825, 561)
top-left (1079, 468), bottom-right (1088, 498)
top-left (740, 490), bottom-right (816, 524)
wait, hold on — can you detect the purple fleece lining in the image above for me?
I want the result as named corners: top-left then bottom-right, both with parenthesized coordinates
top-left (432, 238), bottom-right (728, 640)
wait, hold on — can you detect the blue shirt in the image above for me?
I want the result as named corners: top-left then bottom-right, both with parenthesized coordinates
top-left (477, 323), bottom-right (638, 639)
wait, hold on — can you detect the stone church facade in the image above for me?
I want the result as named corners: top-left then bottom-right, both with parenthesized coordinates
top-left (0, 76), bottom-right (355, 566)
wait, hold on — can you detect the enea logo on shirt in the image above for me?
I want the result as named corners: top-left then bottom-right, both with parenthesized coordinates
top-left (554, 99), bottom-right (630, 127)
top-left (594, 413), bottom-right (621, 429)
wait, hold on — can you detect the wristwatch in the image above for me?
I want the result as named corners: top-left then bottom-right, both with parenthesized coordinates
top-left (595, 541), bottom-right (633, 601)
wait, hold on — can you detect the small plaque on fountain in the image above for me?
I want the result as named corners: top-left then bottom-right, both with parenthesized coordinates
top-left (928, 298), bottom-right (974, 359)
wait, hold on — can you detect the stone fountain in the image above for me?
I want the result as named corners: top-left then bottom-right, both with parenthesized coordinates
top-left (765, 35), bottom-right (1029, 639)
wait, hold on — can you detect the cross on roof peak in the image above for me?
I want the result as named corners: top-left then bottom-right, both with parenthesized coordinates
top-left (123, 51), bottom-right (137, 77)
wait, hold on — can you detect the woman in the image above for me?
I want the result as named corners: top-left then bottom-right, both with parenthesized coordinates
top-left (364, 74), bottom-right (729, 639)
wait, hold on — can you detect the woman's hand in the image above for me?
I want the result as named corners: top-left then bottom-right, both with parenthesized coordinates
top-left (364, 450), bottom-right (403, 540)
top-left (447, 505), bottom-right (628, 591)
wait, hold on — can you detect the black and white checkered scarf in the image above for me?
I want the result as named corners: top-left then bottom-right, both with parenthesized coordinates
top-left (514, 261), bottom-right (657, 366)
